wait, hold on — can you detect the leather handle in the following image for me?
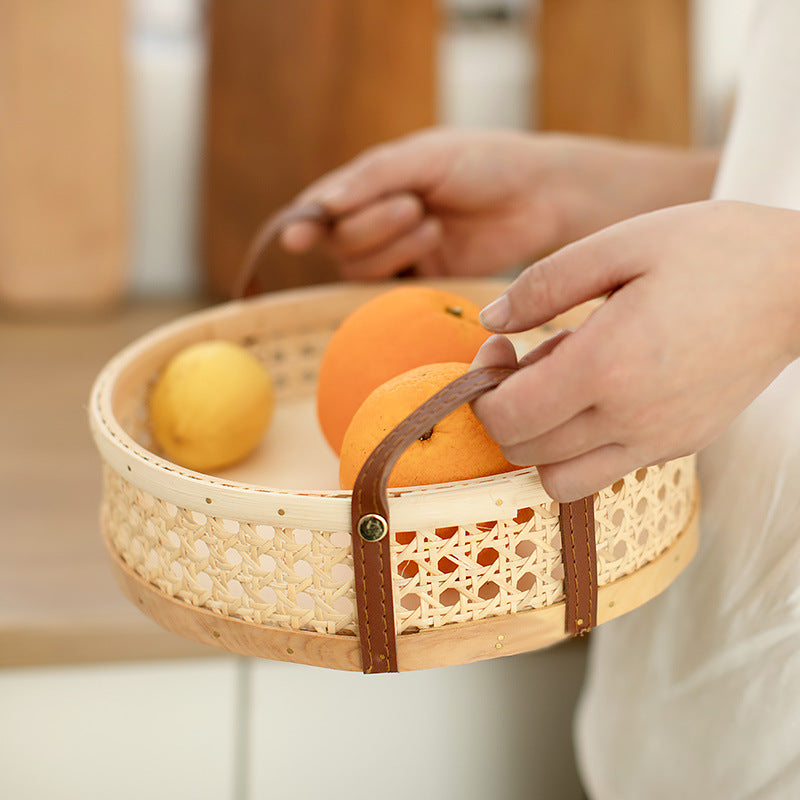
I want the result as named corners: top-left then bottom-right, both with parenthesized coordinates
top-left (350, 365), bottom-right (599, 674)
top-left (231, 202), bottom-right (333, 299)
top-left (351, 366), bottom-right (516, 529)
top-left (232, 199), bottom-right (425, 298)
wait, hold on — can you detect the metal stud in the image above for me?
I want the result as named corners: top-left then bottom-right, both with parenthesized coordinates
top-left (357, 513), bottom-right (388, 543)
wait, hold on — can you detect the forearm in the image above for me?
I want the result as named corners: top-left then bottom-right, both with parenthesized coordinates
top-left (775, 205), bottom-right (800, 362)
top-left (542, 134), bottom-right (721, 247)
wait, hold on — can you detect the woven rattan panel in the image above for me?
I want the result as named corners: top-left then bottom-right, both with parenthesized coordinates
top-left (101, 456), bottom-right (695, 636)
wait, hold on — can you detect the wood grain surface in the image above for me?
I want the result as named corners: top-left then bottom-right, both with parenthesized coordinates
top-left (0, 302), bottom-right (219, 667)
top-left (202, 0), bottom-right (440, 298)
top-left (0, 0), bottom-right (129, 310)
top-left (536, 0), bottom-right (691, 145)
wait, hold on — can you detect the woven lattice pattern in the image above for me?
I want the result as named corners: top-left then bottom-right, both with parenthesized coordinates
top-left (102, 467), bottom-right (355, 634)
top-left (244, 328), bottom-right (331, 401)
top-left (102, 457), bottom-right (696, 636)
top-left (394, 459), bottom-right (694, 630)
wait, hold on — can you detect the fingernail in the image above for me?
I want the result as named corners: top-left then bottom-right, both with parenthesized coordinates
top-left (479, 294), bottom-right (510, 331)
top-left (280, 224), bottom-right (312, 252)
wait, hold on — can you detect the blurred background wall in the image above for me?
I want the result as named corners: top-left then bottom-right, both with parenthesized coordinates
top-left (122, 0), bottom-right (760, 300)
top-left (0, 0), bottom-right (762, 309)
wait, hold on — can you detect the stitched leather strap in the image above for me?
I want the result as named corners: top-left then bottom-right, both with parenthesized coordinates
top-left (231, 202), bottom-right (332, 299)
top-left (350, 367), bottom-right (514, 673)
top-left (559, 495), bottom-right (597, 635)
top-left (350, 365), bottom-right (599, 673)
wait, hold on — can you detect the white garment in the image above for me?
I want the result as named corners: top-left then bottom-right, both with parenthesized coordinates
top-left (575, 2), bottom-right (800, 797)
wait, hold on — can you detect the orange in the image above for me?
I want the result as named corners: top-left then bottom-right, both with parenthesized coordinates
top-left (339, 362), bottom-right (517, 490)
top-left (317, 286), bottom-right (491, 454)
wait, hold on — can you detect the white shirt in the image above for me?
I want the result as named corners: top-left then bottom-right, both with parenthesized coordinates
top-left (575, 2), bottom-right (800, 797)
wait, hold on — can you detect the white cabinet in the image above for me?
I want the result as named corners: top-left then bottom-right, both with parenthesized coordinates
top-left (0, 643), bottom-right (588, 799)
top-left (247, 642), bottom-right (587, 800)
top-left (0, 658), bottom-right (240, 800)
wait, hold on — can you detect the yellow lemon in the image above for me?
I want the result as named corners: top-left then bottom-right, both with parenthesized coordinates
top-left (149, 340), bottom-right (274, 472)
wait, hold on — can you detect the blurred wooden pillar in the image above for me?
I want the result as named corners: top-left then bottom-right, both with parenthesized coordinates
top-left (202, 0), bottom-right (440, 299)
top-left (535, 0), bottom-right (691, 145)
top-left (0, 0), bottom-right (128, 311)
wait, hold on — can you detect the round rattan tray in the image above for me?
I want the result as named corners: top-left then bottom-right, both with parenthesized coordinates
top-left (89, 279), bottom-right (699, 672)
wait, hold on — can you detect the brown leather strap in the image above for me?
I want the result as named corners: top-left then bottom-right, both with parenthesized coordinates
top-left (560, 495), bottom-right (597, 636)
top-left (231, 202), bottom-right (332, 299)
top-left (351, 366), bottom-right (515, 673)
top-left (350, 365), bottom-right (599, 673)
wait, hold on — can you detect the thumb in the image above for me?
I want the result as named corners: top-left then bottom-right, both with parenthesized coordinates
top-left (479, 222), bottom-right (644, 333)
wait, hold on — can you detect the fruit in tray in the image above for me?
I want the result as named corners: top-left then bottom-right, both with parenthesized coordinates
top-left (149, 340), bottom-right (274, 472)
top-left (316, 285), bottom-right (491, 454)
top-left (339, 362), bottom-right (516, 490)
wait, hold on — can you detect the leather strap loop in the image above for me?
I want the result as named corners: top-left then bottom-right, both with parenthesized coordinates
top-left (350, 366), bottom-right (514, 673)
top-left (231, 202), bottom-right (332, 299)
top-left (559, 495), bottom-right (597, 635)
top-left (350, 366), bottom-right (599, 673)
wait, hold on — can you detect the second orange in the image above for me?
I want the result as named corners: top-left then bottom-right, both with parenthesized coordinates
top-left (316, 285), bottom-right (492, 454)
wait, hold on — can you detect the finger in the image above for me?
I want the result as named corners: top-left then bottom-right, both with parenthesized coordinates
top-left (277, 161), bottom-right (360, 252)
top-left (281, 193), bottom-right (424, 255)
top-left (537, 444), bottom-right (641, 502)
top-left (328, 193), bottom-right (425, 259)
top-left (469, 334), bottom-right (518, 372)
top-left (340, 217), bottom-right (443, 280)
top-left (478, 221), bottom-right (648, 333)
top-left (517, 329), bottom-right (572, 368)
top-left (412, 250), bottom-right (447, 277)
top-left (472, 331), bottom-right (593, 447)
top-left (307, 134), bottom-right (448, 218)
top-left (470, 329), bottom-right (571, 376)
top-left (501, 406), bottom-right (607, 466)
top-left (281, 220), bottom-right (324, 253)
top-left (291, 161), bottom-right (357, 209)
top-left (281, 132), bottom-right (448, 257)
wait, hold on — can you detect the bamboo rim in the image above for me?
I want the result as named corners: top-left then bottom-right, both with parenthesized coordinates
top-left (88, 280), bottom-right (554, 530)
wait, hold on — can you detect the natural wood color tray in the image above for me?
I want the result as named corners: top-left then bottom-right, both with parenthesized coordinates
top-left (89, 279), bottom-right (699, 671)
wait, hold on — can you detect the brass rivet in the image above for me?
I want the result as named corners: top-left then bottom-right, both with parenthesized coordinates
top-left (576, 618), bottom-right (584, 626)
top-left (608, 600), bottom-right (616, 608)
top-left (205, 497), bottom-right (212, 504)
top-left (497, 635), bottom-right (505, 641)
top-left (358, 513), bottom-right (388, 542)
top-left (495, 643), bottom-right (502, 649)
top-left (379, 654), bottom-right (387, 661)
top-left (496, 499), bottom-right (503, 506)
top-left (286, 647), bottom-right (294, 655)
top-left (278, 508), bottom-right (286, 516)
top-left (212, 630), bottom-right (221, 638)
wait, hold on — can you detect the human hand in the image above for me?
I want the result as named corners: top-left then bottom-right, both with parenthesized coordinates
top-left (280, 127), bottom-right (718, 280)
top-left (470, 200), bottom-right (800, 501)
